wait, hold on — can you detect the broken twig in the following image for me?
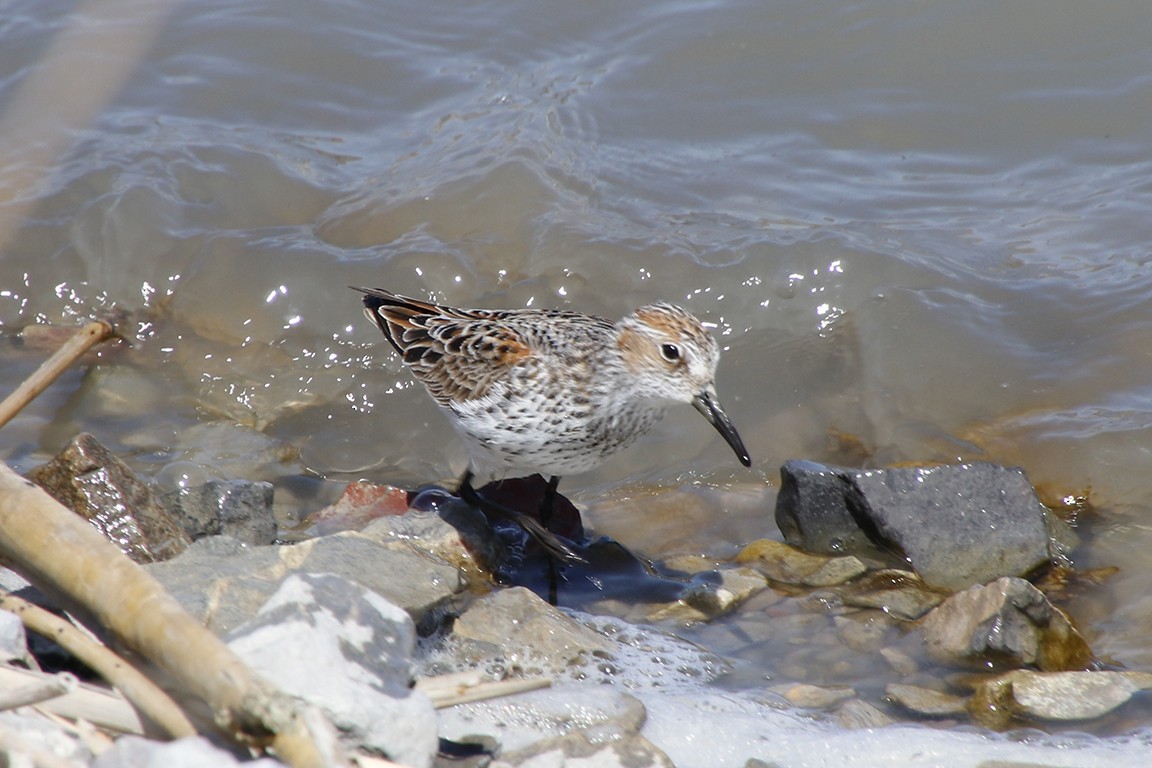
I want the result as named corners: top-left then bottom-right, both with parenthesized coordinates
top-left (0, 321), bottom-right (115, 430)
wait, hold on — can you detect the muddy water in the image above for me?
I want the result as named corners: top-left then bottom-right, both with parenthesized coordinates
top-left (3, 0), bottom-right (1152, 750)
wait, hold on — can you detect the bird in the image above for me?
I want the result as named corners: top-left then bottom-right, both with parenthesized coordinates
top-left (353, 286), bottom-right (751, 563)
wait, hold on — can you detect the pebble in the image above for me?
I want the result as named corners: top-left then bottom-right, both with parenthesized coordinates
top-left (735, 539), bottom-right (867, 587)
top-left (885, 683), bottom-right (968, 717)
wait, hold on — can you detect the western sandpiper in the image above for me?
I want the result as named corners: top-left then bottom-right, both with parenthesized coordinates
top-left (354, 287), bottom-right (751, 561)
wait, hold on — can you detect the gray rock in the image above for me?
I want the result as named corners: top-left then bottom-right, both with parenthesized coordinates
top-left (146, 532), bottom-right (466, 634)
top-left (162, 479), bottom-right (276, 544)
top-left (93, 735), bottom-right (284, 767)
top-left (918, 577), bottom-right (1092, 671)
top-left (28, 433), bottom-right (190, 562)
top-left (775, 461), bottom-right (1077, 591)
top-left (774, 460), bottom-right (878, 555)
top-left (452, 587), bottom-right (614, 676)
top-left (359, 502), bottom-right (503, 575)
top-left (228, 573), bottom-right (439, 768)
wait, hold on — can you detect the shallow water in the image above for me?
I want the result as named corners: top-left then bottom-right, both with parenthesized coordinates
top-left (3, 0), bottom-right (1152, 759)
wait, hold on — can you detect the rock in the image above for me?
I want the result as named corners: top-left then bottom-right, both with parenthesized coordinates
top-left (835, 698), bottom-right (895, 729)
top-left (438, 683), bottom-right (647, 755)
top-left (838, 569), bottom-right (947, 620)
top-left (359, 496), bottom-right (503, 575)
top-left (833, 611), bottom-right (895, 653)
top-left (770, 683), bottom-right (855, 709)
top-left (227, 573), bottom-right (438, 767)
top-left (28, 433), bottom-right (190, 562)
top-left (918, 577), bottom-right (1093, 672)
top-left (93, 735), bottom-right (285, 767)
top-left (885, 683), bottom-right (968, 717)
top-left (774, 460), bottom-right (878, 555)
top-left (0, 711), bottom-right (92, 765)
top-left (0, 609), bottom-right (28, 665)
top-left (775, 461), bottom-right (1076, 591)
top-left (879, 647), bottom-right (919, 676)
top-left (170, 421), bottom-right (297, 479)
top-left (735, 539), bottom-right (867, 587)
top-left (146, 533), bottom-right (467, 634)
top-left (452, 587), bottom-right (615, 675)
top-left (648, 567), bottom-right (768, 623)
top-left (972, 670), bottom-right (1152, 726)
top-left (299, 480), bottom-right (410, 536)
top-left (163, 479), bottom-right (276, 544)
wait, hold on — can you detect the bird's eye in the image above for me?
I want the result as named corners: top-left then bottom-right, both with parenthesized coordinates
top-left (660, 343), bottom-right (682, 362)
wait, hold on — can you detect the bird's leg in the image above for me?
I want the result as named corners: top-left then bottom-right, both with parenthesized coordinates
top-left (456, 469), bottom-right (585, 565)
top-left (541, 475), bottom-right (563, 606)
top-left (540, 475), bottom-right (561, 525)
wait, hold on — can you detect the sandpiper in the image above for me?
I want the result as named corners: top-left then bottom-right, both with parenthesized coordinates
top-left (354, 287), bottom-right (750, 561)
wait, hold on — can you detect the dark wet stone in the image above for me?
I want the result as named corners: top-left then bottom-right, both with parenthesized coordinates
top-left (918, 577), bottom-right (1093, 672)
top-left (162, 479), bottom-right (276, 544)
top-left (775, 460), bottom-right (1076, 591)
top-left (28, 433), bottom-right (190, 563)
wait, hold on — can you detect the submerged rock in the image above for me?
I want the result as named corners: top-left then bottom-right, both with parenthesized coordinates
top-left (775, 460), bottom-right (1077, 591)
top-left (918, 577), bottom-right (1092, 672)
top-left (838, 569), bottom-right (947, 621)
top-left (735, 539), bottom-right (867, 587)
top-left (885, 683), bottom-right (968, 717)
top-left (647, 565), bottom-right (768, 623)
top-left (162, 479), bottom-right (276, 544)
top-left (28, 433), bottom-right (190, 562)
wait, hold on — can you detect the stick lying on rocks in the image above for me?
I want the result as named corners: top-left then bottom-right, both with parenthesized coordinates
top-left (0, 592), bottom-right (194, 738)
top-left (0, 463), bottom-right (347, 768)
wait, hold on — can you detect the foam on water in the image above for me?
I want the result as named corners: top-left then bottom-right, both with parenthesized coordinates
top-left (423, 607), bottom-right (1152, 768)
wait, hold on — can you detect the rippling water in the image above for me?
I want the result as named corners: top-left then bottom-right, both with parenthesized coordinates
top-left (4, 0), bottom-right (1152, 755)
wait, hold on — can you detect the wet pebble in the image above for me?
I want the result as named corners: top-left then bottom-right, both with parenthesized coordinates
top-left (770, 682), bottom-right (855, 709)
top-left (885, 683), bottom-right (968, 717)
top-left (735, 539), bottom-right (867, 587)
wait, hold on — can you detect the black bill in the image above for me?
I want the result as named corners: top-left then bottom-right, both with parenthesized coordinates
top-left (693, 387), bottom-right (752, 467)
